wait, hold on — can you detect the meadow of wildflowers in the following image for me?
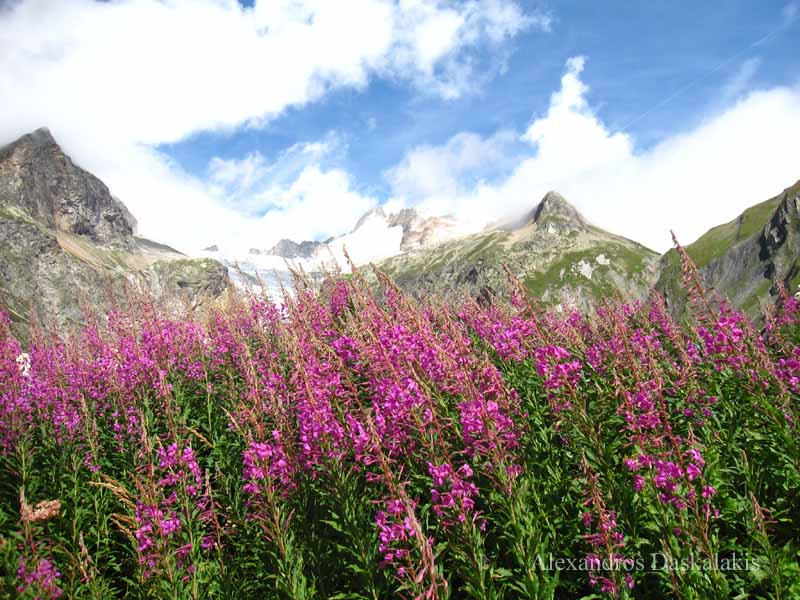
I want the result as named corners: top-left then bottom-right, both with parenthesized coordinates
top-left (1, 247), bottom-right (799, 599)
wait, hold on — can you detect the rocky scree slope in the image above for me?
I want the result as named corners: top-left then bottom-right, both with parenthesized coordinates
top-left (378, 191), bottom-right (659, 311)
top-left (0, 128), bottom-right (230, 338)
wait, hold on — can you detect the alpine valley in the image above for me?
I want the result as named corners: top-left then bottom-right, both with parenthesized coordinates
top-left (2, 127), bottom-right (800, 336)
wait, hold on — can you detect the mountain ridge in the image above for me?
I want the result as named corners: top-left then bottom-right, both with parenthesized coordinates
top-left (0, 128), bottom-right (231, 338)
top-left (656, 178), bottom-right (800, 318)
top-left (377, 191), bottom-right (659, 311)
top-left (5, 129), bottom-right (799, 326)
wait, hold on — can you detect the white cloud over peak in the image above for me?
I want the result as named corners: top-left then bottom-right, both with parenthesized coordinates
top-left (386, 129), bottom-right (520, 201)
top-left (247, 165), bottom-right (377, 245)
top-left (0, 0), bottom-right (538, 251)
top-left (389, 56), bottom-right (800, 252)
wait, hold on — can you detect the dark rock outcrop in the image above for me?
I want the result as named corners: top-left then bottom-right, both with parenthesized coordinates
top-left (0, 128), bottom-right (137, 248)
top-left (265, 238), bottom-right (326, 259)
top-left (529, 191), bottom-right (588, 228)
top-left (144, 259), bottom-right (230, 312)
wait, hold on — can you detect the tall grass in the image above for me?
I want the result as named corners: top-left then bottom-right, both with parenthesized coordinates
top-left (1, 252), bottom-right (799, 599)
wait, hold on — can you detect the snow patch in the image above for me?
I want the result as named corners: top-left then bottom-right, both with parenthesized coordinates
top-left (576, 259), bottom-right (594, 279)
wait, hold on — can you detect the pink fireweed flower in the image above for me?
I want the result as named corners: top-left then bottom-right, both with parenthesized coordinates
top-left (458, 305), bottom-right (533, 361)
top-left (17, 556), bottom-right (63, 599)
top-left (427, 462), bottom-right (479, 528)
top-left (371, 377), bottom-right (429, 458)
top-left (534, 345), bottom-right (582, 391)
top-left (242, 432), bottom-right (295, 495)
top-left (696, 308), bottom-right (755, 373)
top-left (135, 441), bottom-right (213, 579)
top-left (328, 279), bottom-right (350, 317)
top-left (580, 455), bottom-right (631, 597)
top-left (458, 395), bottom-right (519, 464)
top-left (291, 354), bottom-right (348, 470)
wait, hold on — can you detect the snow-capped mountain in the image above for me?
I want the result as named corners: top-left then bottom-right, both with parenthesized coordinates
top-left (198, 206), bottom-right (457, 298)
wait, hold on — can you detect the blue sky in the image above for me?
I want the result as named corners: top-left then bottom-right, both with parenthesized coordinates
top-left (1, 0), bottom-right (799, 255)
top-left (161, 1), bottom-right (799, 198)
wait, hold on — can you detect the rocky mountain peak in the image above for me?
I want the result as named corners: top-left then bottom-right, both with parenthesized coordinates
top-left (354, 205), bottom-right (454, 251)
top-left (18, 127), bottom-right (58, 149)
top-left (0, 127), bottom-right (136, 248)
top-left (0, 128), bottom-right (231, 338)
top-left (352, 206), bottom-right (387, 232)
top-left (386, 208), bottom-right (420, 229)
top-left (265, 238), bottom-right (331, 259)
top-left (529, 191), bottom-right (587, 228)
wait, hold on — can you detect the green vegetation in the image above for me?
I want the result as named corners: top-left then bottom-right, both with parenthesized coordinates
top-left (666, 180), bottom-right (800, 270)
top-left (2, 270), bottom-right (800, 599)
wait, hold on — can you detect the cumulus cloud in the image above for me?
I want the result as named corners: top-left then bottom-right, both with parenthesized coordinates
top-left (0, 0), bottom-right (538, 251)
top-left (247, 166), bottom-right (377, 246)
top-left (386, 129), bottom-right (521, 201)
top-left (3, 0), bottom-right (796, 261)
top-left (389, 56), bottom-right (800, 252)
top-left (208, 153), bottom-right (270, 196)
top-left (207, 132), bottom-right (347, 212)
top-left (384, 0), bottom-right (546, 98)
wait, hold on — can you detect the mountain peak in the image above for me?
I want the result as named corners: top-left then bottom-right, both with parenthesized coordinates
top-left (0, 127), bottom-right (136, 247)
top-left (352, 206), bottom-right (387, 232)
top-left (266, 238), bottom-right (328, 259)
top-left (529, 191), bottom-right (587, 228)
top-left (16, 127), bottom-right (57, 150)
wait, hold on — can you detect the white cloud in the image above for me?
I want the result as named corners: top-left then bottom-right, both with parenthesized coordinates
top-left (381, 0), bottom-right (544, 99)
top-left (387, 129), bottom-right (519, 201)
top-left (208, 153), bottom-right (270, 194)
top-left (0, 0), bottom-right (537, 252)
top-left (389, 57), bottom-right (800, 252)
top-left (249, 165), bottom-right (377, 247)
top-left (721, 57), bottom-right (762, 102)
top-left (5, 0), bottom-right (796, 265)
top-left (206, 132), bottom-right (346, 212)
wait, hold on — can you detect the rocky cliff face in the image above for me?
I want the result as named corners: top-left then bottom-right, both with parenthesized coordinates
top-left (386, 208), bottom-right (456, 251)
top-left (379, 192), bottom-right (658, 311)
top-left (656, 179), bottom-right (800, 318)
top-left (0, 128), bottom-right (231, 339)
top-left (265, 238), bottom-right (329, 259)
top-left (0, 128), bottom-right (137, 247)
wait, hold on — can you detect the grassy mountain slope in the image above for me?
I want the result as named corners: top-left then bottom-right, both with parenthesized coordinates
top-left (656, 178), bottom-right (800, 317)
top-left (379, 193), bottom-right (659, 311)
